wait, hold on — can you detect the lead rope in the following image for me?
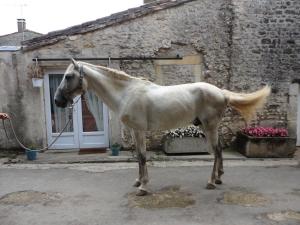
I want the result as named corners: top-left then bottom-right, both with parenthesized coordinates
top-left (2, 97), bottom-right (81, 153)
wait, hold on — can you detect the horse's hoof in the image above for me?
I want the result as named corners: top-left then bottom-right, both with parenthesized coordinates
top-left (136, 189), bottom-right (148, 196)
top-left (215, 179), bottom-right (223, 185)
top-left (133, 180), bottom-right (141, 187)
top-left (206, 183), bottom-right (216, 190)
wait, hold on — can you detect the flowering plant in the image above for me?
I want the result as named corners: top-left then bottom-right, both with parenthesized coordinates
top-left (165, 126), bottom-right (205, 138)
top-left (241, 127), bottom-right (288, 137)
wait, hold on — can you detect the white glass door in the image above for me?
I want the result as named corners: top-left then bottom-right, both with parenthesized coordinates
top-left (44, 72), bottom-right (109, 150)
top-left (77, 92), bottom-right (109, 148)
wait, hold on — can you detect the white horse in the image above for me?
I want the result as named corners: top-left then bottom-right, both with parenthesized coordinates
top-left (54, 59), bottom-right (270, 196)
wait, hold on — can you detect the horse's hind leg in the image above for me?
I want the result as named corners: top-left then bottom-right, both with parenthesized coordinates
top-left (133, 130), bottom-right (149, 196)
top-left (203, 121), bottom-right (222, 189)
top-left (215, 144), bottom-right (224, 185)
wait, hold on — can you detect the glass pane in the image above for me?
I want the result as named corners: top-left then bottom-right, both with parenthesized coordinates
top-left (49, 74), bottom-right (74, 133)
top-left (82, 92), bottom-right (104, 132)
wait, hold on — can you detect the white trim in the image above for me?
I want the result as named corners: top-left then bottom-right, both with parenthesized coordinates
top-left (103, 104), bottom-right (110, 147)
top-left (297, 86), bottom-right (300, 146)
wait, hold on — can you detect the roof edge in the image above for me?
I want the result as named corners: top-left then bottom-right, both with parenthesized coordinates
top-left (0, 29), bottom-right (42, 38)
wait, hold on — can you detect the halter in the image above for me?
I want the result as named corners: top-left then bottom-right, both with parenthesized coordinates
top-left (76, 63), bottom-right (87, 96)
top-left (78, 64), bottom-right (84, 90)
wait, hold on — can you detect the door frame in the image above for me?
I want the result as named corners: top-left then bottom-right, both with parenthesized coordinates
top-left (43, 70), bottom-right (109, 149)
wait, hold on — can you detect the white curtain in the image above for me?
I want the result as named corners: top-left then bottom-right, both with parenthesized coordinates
top-left (85, 91), bottom-right (104, 131)
top-left (49, 74), bottom-right (73, 133)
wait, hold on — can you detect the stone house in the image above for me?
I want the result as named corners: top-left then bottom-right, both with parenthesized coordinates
top-left (0, 0), bottom-right (299, 151)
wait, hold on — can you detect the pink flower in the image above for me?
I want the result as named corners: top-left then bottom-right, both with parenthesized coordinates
top-left (241, 126), bottom-right (288, 137)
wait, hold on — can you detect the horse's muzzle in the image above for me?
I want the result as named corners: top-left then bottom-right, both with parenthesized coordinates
top-left (54, 94), bottom-right (68, 108)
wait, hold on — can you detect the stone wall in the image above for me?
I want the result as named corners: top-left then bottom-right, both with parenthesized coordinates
top-left (20, 0), bottom-right (232, 150)
top-left (229, 0), bottom-right (299, 137)
top-left (0, 51), bottom-right (46, 149)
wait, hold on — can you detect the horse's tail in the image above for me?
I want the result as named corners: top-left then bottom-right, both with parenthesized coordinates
top-left (222, 86), bottom-right (271, 122)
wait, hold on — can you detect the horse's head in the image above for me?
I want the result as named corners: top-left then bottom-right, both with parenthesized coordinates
top-left (54, 59), bottom-right (87, 108)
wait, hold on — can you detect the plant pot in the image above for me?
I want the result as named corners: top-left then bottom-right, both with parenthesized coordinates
top-left (26, 150), bottom-right (37, 160)
top-left (163, 137), bottom-right (209, 154)
top-left (111, 146), bottom-right (120, 156)
top-left (232, 132), bottom-right (296, 158)
top-left (32, 78), bottom-right (43, 87)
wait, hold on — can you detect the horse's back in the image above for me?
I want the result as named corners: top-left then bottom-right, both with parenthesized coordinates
top-left (149, 82), bottom-right (225, 107)
top-left (145, 82), bottom-right (226, 130)
top-left (119, 81), bottom-right (227, 131)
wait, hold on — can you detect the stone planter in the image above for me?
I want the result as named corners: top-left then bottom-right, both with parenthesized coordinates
top-left (233, 132), bottom-right (296, 158)
top-left (163, 137), bottom-right (208, 154)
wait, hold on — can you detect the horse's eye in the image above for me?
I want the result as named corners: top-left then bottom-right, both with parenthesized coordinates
top-left (65, 74), bottom-right (74, 80)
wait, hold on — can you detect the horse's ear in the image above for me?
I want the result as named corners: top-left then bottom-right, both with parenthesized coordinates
top-left (71, 58), bottom-right (79, 70)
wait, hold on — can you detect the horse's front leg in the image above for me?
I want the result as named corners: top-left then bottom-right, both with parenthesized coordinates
top-left (133, 130), bottom-right (149, 196)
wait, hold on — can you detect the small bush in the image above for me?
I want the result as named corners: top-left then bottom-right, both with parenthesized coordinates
top-left (165, 126), bottom-right (205, 138)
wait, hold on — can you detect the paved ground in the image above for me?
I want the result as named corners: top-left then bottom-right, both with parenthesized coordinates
top-left (0, 160), bottom-right (299, 225)
top-left (0, 148), bottom-right (245, 164)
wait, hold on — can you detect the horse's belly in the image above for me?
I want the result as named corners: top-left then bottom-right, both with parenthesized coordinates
top-left (151, 118), bottom-right (193, 131)
top-left (146, 91), bottom-right (197, 130)
top-left (120, 85), bottom-right (200, 131)
top-left (147, 105), bottom-right (195, 131)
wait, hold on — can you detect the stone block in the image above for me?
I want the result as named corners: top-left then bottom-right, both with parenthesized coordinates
top-left (232, 132), bottom-right (296, 158)
top-left (163, 137), bottom-right (209, 154)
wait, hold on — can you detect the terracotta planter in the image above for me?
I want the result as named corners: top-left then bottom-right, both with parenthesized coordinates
top-left (233, 132), bottom-right (296, 158)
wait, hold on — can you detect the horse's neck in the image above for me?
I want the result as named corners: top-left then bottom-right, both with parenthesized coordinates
top-left (83, 65), bottom-right (131, 112)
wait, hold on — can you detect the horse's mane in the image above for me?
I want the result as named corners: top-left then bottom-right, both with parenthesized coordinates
top-left (81, 62), bottom-right (136, 81)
